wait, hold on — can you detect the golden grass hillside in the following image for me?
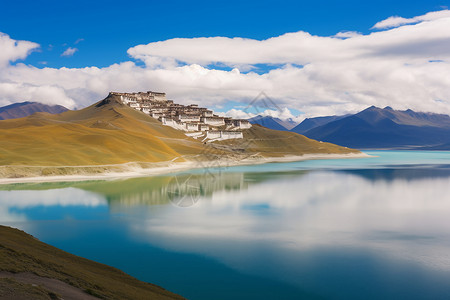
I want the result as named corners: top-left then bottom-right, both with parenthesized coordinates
top-left (216, 124), bottom-right (358, 157)
top-left (0, 94), bottom-right (359, 178)
top-left (0, 225), bottom-right (185, 300)
top-left (0, 94), bottom-right (207, 166)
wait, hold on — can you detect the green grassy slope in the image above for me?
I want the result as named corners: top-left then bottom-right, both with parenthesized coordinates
top-left (0, 226), bottom-right (185, 300)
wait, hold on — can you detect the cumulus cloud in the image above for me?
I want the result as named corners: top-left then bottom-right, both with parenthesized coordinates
top-left (0, 32), bottom-right (39, 66)
top-left (333, 31), bottom-right (362, 39)
top-left (0, 82), bottom-right (76, 108)
top-left (1, 10), bottom-right (450, 117)
top-left (61, 47), bottom-right (78, 57)
top-left (219, 107), bottom-right (304, 123)
top-left (372, 10), bottom-right (450, 29)
top-left (128, 13), bottom-right (450, 67)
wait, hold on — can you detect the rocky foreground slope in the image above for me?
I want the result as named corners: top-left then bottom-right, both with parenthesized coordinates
top-left (0, 226), bottom-right (185, 300)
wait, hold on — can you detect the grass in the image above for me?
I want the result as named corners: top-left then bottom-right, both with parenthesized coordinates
top-left (0, 94), bottom-right (359, 178)
top-left (217, 124), bottom-right (359, 156)
top-left (0, 226), bottom-right (185, 300)
top-left (0, 95), bottom-right (207, 166)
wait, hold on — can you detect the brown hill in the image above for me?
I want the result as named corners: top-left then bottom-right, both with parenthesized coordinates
top-left (0, 94), bottom-right (206, 166)
top-left (0, 102), bottom-right (68, 120)
top-left (0, 93), bottom-right (359, 177)
top-left (243, 124), bottom-right (356, 156)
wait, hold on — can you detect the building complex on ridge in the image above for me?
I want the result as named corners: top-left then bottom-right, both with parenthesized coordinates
top-left (110, 91), bottom-right (251, 142)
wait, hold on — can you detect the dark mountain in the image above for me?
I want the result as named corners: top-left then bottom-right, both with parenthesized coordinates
top-left (414, 142), bottom-right (450, 151)
top-left (301, 106), bottom-right (450, 149)
top-left (277, 118), bottom-right (298, 130)
top-left (0, 101), bottom-right (68, 120)
top-left (291, 115), bottom-right (348, 134)
top-left (248, 115), bottom-right (297, 131)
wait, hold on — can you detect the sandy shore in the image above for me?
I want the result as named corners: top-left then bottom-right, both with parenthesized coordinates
top-left (0, 152), bottom-right (371, 185)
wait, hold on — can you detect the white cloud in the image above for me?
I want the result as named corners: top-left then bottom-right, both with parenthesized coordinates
top-left (1, 10), bottom-right (450, 117)
top-left (61, 47), bottom-right (78, 57)
top-left (219, 108), bottom-right (255, 120)
top-left (0, 32), bottom-right (39, 66)
top-left (219, 107), bottom-right (304, 123)
top-left (372, 9), bottom-right (450, 29)
top-left (128, 13), bottom-right (450, 67)
top-left (0, 82), bottom-right (76, 108)
top-left (334, 31), bottom-right (362, 39)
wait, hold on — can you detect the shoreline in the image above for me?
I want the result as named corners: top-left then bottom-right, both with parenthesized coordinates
top-left (0, 152), bottom-right (371, 185)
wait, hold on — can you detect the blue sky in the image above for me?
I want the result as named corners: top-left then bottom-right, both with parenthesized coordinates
top-left (2, 0), bottom-right (447, 68)
top-left (1, 0), bottom-right (450, 120)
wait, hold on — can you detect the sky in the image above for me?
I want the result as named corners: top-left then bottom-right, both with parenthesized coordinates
top-left (1, 0), bottom-right (450, 121)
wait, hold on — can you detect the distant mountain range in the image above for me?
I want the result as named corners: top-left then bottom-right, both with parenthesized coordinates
top-left (248, 115), bottom-right (298, 130)
top-left (291, 106), bottom-right (450, 150)
top-left (0, 101), bottom-right (68, 120)
top-left (291, 115), bottom-right (348, 134)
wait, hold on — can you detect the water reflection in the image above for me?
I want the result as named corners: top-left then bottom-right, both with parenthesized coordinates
top-left (0, 188), bottom-right (106, 222)
top-left (339, 164), bottom-right (450, 181)
top-left (2, 157), bottom-right (450, 299)
top-left (129, 169), bottom-right (450, 265)
top-left (123, 167), bottom-right (450, 299)
top-left (0, 171), bottom-right (306, 208)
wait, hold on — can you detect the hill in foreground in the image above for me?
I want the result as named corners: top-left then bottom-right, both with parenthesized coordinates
top-left (0, 93), bottom-right (359, 178)
top-left (0, 225), bottom-right (185, 300)
top-left (293, 106), bottom-right (450, 149)
top-left (0, 102), bottom-right (68, 120)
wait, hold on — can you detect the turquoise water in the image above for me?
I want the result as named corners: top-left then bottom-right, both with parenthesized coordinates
top-left (1, 150), bottom-right (450, 299)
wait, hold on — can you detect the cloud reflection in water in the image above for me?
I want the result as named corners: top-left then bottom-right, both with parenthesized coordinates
top-left (127, 169), bottom-right (450, 279)
top-left (0, 187), bottom-right (107, 222)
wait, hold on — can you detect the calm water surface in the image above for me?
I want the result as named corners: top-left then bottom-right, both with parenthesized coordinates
top-left (2, 150), bottom-right (450, 299)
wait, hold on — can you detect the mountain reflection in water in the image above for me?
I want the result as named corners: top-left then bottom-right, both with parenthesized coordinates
top-left (2, 152), bottom-right (450, 300)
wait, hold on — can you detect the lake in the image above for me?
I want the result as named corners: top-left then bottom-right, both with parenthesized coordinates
top-left (1, 150), bottom-right (450, 299)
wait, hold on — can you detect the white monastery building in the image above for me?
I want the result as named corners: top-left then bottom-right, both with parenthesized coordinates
top-left (110, 91), bottom-right (251, 141)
